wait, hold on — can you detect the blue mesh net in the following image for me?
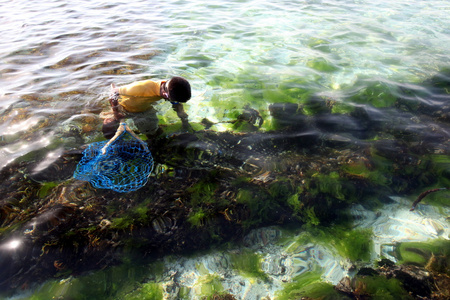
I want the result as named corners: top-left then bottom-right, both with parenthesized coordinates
top-left (73, 127), bottom-right (153, 193)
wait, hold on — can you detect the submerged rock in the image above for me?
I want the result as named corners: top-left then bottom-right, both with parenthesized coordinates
top-left (336, 259), bottom-right (449, 299)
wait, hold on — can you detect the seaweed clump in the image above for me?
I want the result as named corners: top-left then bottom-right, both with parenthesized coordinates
top-left (336, 240), bottom-right (450, 299)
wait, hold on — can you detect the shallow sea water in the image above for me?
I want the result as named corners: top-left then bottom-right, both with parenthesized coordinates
top-left (1, 0), bottom-right (449, 299)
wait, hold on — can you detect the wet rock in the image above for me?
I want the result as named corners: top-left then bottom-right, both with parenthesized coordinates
top-left (314, 113), bottom-right (362, 137)
top-left (380, 264), bottom-right (432, 298)
top-left (335, 259), bottom-right (448, 299)
top-left (268, 102), bottom-right (310, 130)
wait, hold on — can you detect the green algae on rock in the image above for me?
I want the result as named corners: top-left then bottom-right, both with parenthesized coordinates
top-left (229, 249), bottom-right (268, 280)
top-left (395, 239), bottom-right (450, 268)
top-left (277, 272), bottom-right (350, 300)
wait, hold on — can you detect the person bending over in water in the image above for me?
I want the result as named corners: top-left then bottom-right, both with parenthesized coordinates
top-left (102, 76), bottom-right (192, 140)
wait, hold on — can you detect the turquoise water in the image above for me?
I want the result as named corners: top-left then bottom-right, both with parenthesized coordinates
top-left (0, 0), bottom-right (449, 298)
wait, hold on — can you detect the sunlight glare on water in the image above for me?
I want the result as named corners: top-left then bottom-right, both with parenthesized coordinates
top-left (1, 0), bottom-right (448, 122)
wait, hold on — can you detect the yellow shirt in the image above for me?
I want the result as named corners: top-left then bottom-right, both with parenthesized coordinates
top-left (118, 80), bottom-right (164, 113)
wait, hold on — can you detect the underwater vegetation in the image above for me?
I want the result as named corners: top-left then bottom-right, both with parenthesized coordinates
top-left (0, 69), bottom-right (449, 298)
top-left (284, 226), bottom-right (374, 263)
top-left (229, 249), bottom-right (268, 280)
top-left (11, 260), bottom-right (165, 300)
top-left (395, 239), bottom-right (450, 268)
top-left (335, 239), bottom-right (450, 299)
top-left (277, 272), bottom-right (350, 300)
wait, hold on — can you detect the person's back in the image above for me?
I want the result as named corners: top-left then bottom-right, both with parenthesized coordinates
top-left (102, 76), bottom-right (192, 140)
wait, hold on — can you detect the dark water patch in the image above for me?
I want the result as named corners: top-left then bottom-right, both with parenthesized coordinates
top-left (396, 70), bottom-right (450, 122)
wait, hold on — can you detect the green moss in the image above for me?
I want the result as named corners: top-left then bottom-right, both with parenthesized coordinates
top-left (196, 274), bottom-right (224, 298)
top-left (231, 120), bottom-right (259, 132)
top-left (209, 123), bottom-right (235, 132)
top-left (177, 286), bottom-right (192, 300)
top-left (276, 272), bottom-right (321, 300)
top-left (161, 121), bottom-right (205, 135)
top-left (0, 221), bottom-right (27, 236)
top-left (368, 152), bottom-right (395, 184)
top-left (229, 249), bottom-right (268, 280)
top-left (277, 272), bottom-right (348, 300)
top-left (281, 281), bottom-right (348, 300)
top-left (429, 154), bottom-right (450, 187)
top-left (188, 179), bottom-right (218, 206)
top-left (108, 198), bottom-right (154, 230)
top-left (302, 206), bottom-right (321, 226)
top-left (268, 179), bottom-right (294, 200)
top-left (111, 216), bottom-right (134, 230)
top-left (306, 57), bottom-right (338, 72)
top-left (235, 186), bottom-right (276, 228)
top-left (309, 172), bottom-right (348, 201)
top-left (350, 82), bottom-right (398, 108)
top-left (148, 260), bottom-right (166, 279)
top-left (38, 182), bottom-right (58, 198)
top-left (276, 78), bottom-right (313, 100)
top-left (232, 176), bottom-right (251, 185)
top-left (354, 276), bottom-right (412, 300)
top-left (342, 160), bottom-right (389, 187)
top-left (262, 88), bottom-right (297, 104)
top-left (287, 227), bottom-right (373, 262)
top-left (124, 282), bottom-right (163, 300)
top-left (396, 239), bottom-right (450, 267)
top-left (188, 208), bottom-right (207, 228)
top-left (336, 228), bottom-right (373, 262)
top-left (301, 96), bottom-right (331, 115)
top-left (398, 247), bottom-right (429, 266)
top-left (331, 101), bottom-right (355, 114)
top-left (26, 261), bottom-right (154, 300)
top-left (195, 262), bottom-right (210, 275)
top-left (287, 194), bottom-right (301, 215)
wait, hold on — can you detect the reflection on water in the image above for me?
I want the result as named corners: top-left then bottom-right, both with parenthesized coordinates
top-left (1, 239), bottom-right (22, 251)
top-left (0, 0), bottom-right (449, 298)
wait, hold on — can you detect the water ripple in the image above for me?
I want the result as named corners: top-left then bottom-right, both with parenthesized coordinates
top-left (0, 0), bottom-right (449, 168)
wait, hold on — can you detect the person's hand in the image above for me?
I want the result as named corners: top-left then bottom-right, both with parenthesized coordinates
top-left (101, 145), bottom-right (108, 155)
top-left (110, 83), bottom-right (119, 95)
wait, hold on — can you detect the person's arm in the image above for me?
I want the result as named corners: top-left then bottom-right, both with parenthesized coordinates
top-left (101, 123), bottom-right (149, 155)
top-left (109, 89), bottom-right (124, 121)
top-left (101, 123), bottom-right (125, 155)
top-left (172, 103), bottom-right (193, 131)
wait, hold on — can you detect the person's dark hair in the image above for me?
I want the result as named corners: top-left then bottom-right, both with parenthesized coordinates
top-left (168, 76), bottom-right (191, 103)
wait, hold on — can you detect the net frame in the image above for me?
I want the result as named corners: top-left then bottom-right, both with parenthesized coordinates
top-left (74, 125), bottom-right (153, 192)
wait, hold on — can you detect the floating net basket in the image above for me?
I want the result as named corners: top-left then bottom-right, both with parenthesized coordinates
top-left (74, 128), bottom-right (153, 193)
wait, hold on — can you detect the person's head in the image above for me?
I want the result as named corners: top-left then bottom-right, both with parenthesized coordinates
top-left (162, 76), bottom-right (191, 104)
